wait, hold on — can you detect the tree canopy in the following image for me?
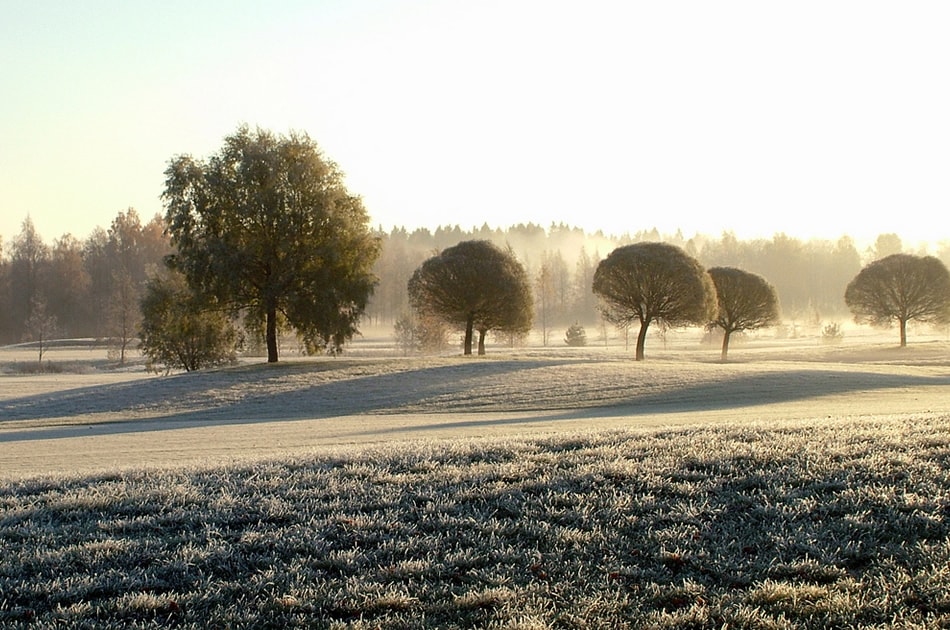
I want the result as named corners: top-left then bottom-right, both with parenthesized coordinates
top-left (162, 125), bottom-right (380, 362)
top-left (593, 242), bottom-right (717, 360)
top-left (844, 253), bottom-right (950, 346)
top-left (408, 240), bottom-right (533, 355)
top-left (707, 267), bottom-right (781, 361)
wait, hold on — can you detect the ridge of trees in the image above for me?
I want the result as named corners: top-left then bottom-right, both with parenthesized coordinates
top-left (2, 213), bottom-right (948, 349)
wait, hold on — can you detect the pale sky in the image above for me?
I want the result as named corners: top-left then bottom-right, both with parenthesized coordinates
top-left (2, 1), bottom-right (949, 249)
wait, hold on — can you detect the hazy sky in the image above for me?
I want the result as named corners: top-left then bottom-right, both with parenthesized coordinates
top-left (2, 1), bottom-right (949, 248)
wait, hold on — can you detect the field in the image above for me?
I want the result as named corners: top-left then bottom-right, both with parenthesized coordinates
top-left (2, 326), bottom-right (950, 627)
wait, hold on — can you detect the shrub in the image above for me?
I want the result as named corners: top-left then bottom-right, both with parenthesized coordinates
top-left (564, 322), bottom-right (587, 347)
top-left (139, 270), bottom-right (240, 373)
top-left (821, 322), bottom-right (844, 345)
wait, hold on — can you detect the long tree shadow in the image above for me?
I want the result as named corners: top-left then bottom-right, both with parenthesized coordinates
top-left (2, 360), bottom-right (948, 443)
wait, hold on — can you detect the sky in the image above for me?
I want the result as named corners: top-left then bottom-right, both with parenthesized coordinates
top-left (2, 1), bottom-right (949, 249)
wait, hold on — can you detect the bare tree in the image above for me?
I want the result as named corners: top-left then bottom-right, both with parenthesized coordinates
top-left (845, 253), bottom-right (950, 346)
top-left (707, 267), bottom-right (781, 361)
top-left (106, 269), bottom-right (140, 364)
top-left (593, 242), bottom-right (717, 360)
top-left (24, 295), bottom-right (59, 364)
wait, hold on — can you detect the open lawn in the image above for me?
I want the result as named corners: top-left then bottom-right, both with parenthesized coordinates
top-left (1, 328), bottom-right (949, 627)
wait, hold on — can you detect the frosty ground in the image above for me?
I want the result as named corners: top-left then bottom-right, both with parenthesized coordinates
top-left (2, 327), bottom-right (950, 627)
top-left (1, 327), bottom-right (948, 480)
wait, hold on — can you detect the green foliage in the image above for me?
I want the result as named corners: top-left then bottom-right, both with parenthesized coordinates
top-left (408, 240), bottom-right (533, 355)
top-left (564, 322), bottom-right (587, 346)
top-left (139, 270), bottom-right (239, 372)
top-left (162, 125), bottom-right (380, 362)
top-left (593, 242), bottom-right (717, 360)
top-left (845, 253), bottom-right (950, 346)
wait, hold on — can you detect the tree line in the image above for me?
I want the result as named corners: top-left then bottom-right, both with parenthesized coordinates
top-left (3, 125), bottom-right (949, 366)
top-left (3, 215), bottom-right (928, 348)
top-left (0, 210), bottom-right (170, 357)
top-left (2, 214), bottom-right (946, 353)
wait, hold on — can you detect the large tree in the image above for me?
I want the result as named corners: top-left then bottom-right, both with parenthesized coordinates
top-left (163, 126), bottom-right (380, 362)
top-left (408, 240), bottom-right (533, 355)
top-left (593, 242), bottom-right (717, 360)
top-left (845, 253), bottom-right (950, 346)
top-left (707, 267), bottom-right (781, 361)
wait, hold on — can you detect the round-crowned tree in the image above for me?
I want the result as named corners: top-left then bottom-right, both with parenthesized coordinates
top-left (593, 242), bottom-right (717, 360)
top-left (845, 253), bottom-right (950, 346)
top-left (707, 267), bottom-right (781, 361)
top-left (408, 240), bottom-right (532, 355)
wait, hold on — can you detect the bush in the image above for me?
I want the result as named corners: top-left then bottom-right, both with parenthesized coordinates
top-left (821, 322), bottom-right (844, 345)
top-left (139, 270), bottom-right (240, 373)
top-left (564, 322), bottom-right (587, 347)
top-left (393, 312), bottom-right (450, 355)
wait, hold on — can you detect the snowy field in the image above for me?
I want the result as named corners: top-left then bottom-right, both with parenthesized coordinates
top-left (1, 325), bottom-right (949, 480)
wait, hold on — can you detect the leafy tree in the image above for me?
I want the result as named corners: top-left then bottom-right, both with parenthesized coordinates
top-left (870, 233), bottom-right (903, 260)
top-left (103, 209), bottom-right (170, 363)
top-left (81, 227), bottom-right (112, 338)
top-left (46, 234), bottom-right (90, 338)
top-left (162, 126), bottom-right (380, 362)
top-left (593, 242), bottom-right (717, 360)
top-left (408, 240), bottom-right (533, 355)
top-left (707, 267), bottom-right (781, 361)
top-left (139, 270), bottom-right (240, 373)
top-left (845, 253), bottom-right (950, 346)
top-left (7, 217), bottom-right (49, 343)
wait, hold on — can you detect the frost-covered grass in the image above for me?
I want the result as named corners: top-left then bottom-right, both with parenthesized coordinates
top-left (3, 414), bottom-right (949, 628)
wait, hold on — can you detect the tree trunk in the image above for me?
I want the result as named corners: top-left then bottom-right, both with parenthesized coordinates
top-left (635, 322), bottom-right (649, 361)
top-left (899, 318), bottom-right (907, 347)
top-left (477, 329), bottom-right (487, 356)
top-left (266, 302), bottom-right (279, 363)
top-left (463, 315), bottom-right (474, 355)
top-left (721, 329), bottom-right (731, 362)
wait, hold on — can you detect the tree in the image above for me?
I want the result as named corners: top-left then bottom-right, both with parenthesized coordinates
top-left (408, 240), bottom-right (533, 356)
top-left (707, 267), bottom-right (781, 361)
top-left (46, 234), bottom-right (90, 339)
top-left (844, 253), bottom-right (950, 346)
top-left (139, 269), bottom-right (240, 373)
top-left (870, 233), bottom-right (903, 260)
top-left (593, 242), bottom-right (717, 360)
top-left (7, 217), bottom-right (49, 343)
top-left (24, 295), bottom-right (58, 364)
top-left (535, 250), bottom-right (570, 346)
top-left (162, 125), bottom-right (380, 362)
top-left (106, 269), bottom-right (140, 364)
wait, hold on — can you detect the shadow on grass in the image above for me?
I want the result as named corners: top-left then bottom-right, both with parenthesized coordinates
top-left (1, 357), bottom-right (949, 443)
